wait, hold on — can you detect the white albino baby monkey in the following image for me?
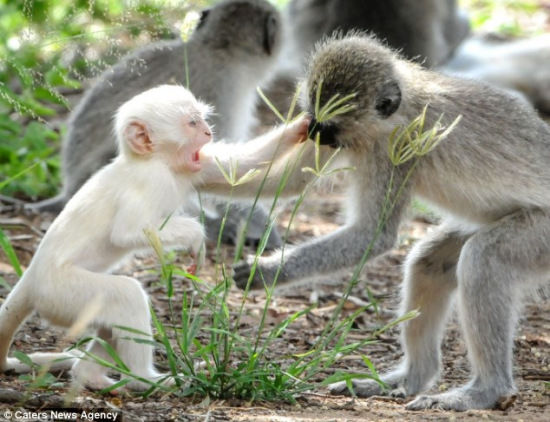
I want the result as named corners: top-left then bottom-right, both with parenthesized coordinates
top-left (0, 85), bottom-right (310, 391)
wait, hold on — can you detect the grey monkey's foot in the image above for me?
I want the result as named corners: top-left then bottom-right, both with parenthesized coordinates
top-left (232, 258), bottom-right (277, 290)
top-left (406, 384), bottom-right (517, 411)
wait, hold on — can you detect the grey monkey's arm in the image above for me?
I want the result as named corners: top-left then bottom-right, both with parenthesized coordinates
top-left (232, 225), bottom-right (380, 288)
top-left (233, 166), bottom-right (411, 288)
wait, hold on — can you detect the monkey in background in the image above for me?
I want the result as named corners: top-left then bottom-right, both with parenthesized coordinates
top-left (1, 85), bottom-right (310, 391)
top-left (30, 0), bottom-right (284, 249)
top-left (286, 0), bottom-right (469, 69)
top-left (258, 0), bottom-right (470, 127)
top-left (233, 34), bottom-right (550, 410)
top-left (284, 0), bottom-right (550, 115)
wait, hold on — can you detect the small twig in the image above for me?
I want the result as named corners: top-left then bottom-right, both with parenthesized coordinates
top-left (522, 370), bottom-right (550, 381)
top-left (299, 391), bottom-right (334, 398)
top-left (0, 217), bottom-right (45, 237)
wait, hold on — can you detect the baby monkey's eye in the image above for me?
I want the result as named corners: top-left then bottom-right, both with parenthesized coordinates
top-left (189, 120), bottom-right (198, 127)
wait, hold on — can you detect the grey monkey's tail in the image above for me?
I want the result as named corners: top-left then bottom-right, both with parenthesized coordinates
top-left (25, 193), bottom-right (66, 214)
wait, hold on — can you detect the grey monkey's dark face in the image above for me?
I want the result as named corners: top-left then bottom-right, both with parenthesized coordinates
top-left (304, 35), bottom-right (403, 149)
top-left (305, 74), bottom-right (364, 149)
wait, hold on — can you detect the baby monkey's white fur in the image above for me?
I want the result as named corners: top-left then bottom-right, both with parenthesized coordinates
top-left (0, 85), bottom-right (309, 391)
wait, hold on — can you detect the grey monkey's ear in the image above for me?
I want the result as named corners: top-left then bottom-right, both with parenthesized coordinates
top-left (196, 9), bottom-right (210, 30)
top-left (263, 14), bottom-right (278, 55)
top-left (375, 80), bottom-right (401, 118)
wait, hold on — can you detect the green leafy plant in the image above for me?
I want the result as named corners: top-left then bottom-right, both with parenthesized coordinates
top-left (0, 116), bottom-right (61, 198)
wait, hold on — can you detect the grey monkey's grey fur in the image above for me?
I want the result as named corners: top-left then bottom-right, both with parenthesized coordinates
top-left (233, 34), bottom-right (550, 410)
top-left (31, 0), bottom-right (282, 213)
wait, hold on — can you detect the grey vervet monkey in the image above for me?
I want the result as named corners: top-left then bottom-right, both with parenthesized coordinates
top-left (233, 34), bottom-right (550, 410)
top-left (30, 0), bottom-right (284, 249)
top-left (285, 0), bottom-right (469, 68)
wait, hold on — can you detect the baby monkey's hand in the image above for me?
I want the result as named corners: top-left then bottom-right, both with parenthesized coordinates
top-left (282, 115), bottom-right (311, 145)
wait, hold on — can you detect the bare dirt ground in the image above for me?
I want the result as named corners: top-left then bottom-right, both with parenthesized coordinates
top-left (0, 190), bottom-right (548, 422)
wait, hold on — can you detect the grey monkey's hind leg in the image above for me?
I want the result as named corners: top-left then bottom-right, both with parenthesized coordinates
top-left (240, 204), bottom-right (282, 250)
top-left (408, 209), bottom-right (550, 411)
top-left (206, 203), bottom-right (282, 250)
top-left (330, 224), bottom-right (470, 398)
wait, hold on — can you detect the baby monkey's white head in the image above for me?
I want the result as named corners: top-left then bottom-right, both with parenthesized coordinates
top-left (115, 84), bottom-right (213, 173)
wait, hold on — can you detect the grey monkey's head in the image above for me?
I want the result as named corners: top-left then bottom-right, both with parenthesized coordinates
top-left (303, 34), bottom-right (403, 149)
top-left (194, 0), bottom-right (282, 59)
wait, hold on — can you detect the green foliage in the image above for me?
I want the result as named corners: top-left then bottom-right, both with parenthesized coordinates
top-left (0, 116), bottom-right (61, 198)
top-left (132, 243), bottom-right (408, 401)
top-left (0, 227), bottom-right (23, 277)
top-left (461, 0), bottom-right (546, 36)
top-left (0, 0), bottom-right (208, 199)
top-left (313, 79), bottom-right (357, 123)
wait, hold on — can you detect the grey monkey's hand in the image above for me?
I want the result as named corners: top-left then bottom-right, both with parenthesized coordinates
top-left (232, 257), bottom-right (279, 290)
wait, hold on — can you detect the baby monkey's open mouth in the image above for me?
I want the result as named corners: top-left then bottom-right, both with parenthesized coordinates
top-left (188, 149), bottom-right (202, 172)
top-left (180, 148), bottom-right (202, 173)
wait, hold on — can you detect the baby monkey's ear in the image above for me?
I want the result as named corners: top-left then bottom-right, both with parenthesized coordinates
top-left (124, 121), bottom-right (153, 155)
